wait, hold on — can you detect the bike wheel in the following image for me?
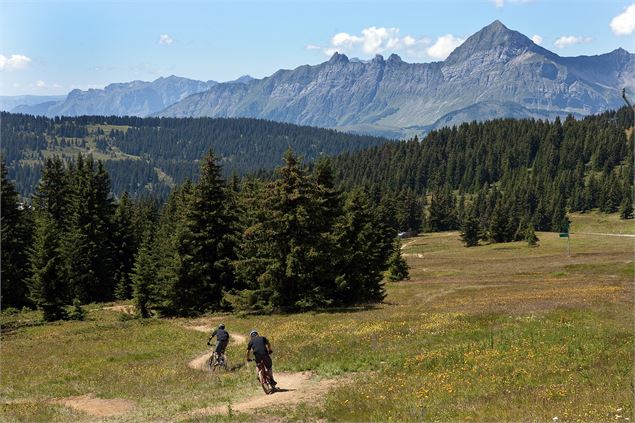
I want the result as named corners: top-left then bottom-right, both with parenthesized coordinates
top-left (259, 369), bottom-right (274, 394)
top-left (220, 354), bottom-right (228, 371)
top-left (206, 355), bottom-right (213, 371)
top-left (209, 352), bottom-right (218, 372)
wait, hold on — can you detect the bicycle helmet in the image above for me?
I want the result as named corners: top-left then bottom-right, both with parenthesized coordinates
top-left (219, 323), bottom-right (225, 329)
top-left (249, 329), bottom-right (258, 337)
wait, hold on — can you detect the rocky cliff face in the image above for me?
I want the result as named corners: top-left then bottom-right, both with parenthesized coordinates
top-left (158, 21), bottom-right (634, 137)
top-left (17, 76), bottom-right (218, 117)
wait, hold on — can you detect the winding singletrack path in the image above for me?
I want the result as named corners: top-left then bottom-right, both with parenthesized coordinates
top-left (185, 371), bottom-right (344, 417)
top-left (184, 324), bottom-right (247, 370)
top-left (181, 320), bottom-right (348, 417)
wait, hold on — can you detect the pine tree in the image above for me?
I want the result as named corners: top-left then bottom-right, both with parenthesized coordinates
top-left (28, 156), bottom-right (72, 319)
top-left (259, 149), bottom-right (319, 310)
top-left (32, 156), bottom-right (71, 228)
top-left (28, 214), bottom-right (68, 321)
top-left (1, 161), bottom-right (33, 307)
top-left (619, 197), bottom-right (634, 220)
top-left (427, 187), bottom-right (457, 232)
top-left (113, 192), bottom-right (137, 300)
top-left (524, 223), bottom-right (539, 247)
top-left (460, 207), bottom-right (480, 247)
top-left (131, 230), bottom-right (156, 318)
top-left (489, 201), bottom-right (508, 243)
top-left (64, 156), bottom-right (116, 302)
top-left (68, 298), bottom-right (87, 321)
top-left (156, 180), bottom-right (197, 315)
top-left (306, 158), bottom-right (343, 306)
top-left (336, 188), bottom-right (389, 304)
top-left (387, 238), bottom-right (410, 281)
top-left (181, 150), bottom-right (238, 312)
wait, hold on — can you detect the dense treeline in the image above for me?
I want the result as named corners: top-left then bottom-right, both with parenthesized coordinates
top-left (1, 112), bottom-right (390, 198)
top-left (1, 155), bottom-right (157, 318)
top-left (333, 109), bottom-right (633, 243)
top-left (1, 150), bottom-right (399, 319)
top-left (2, 108), bottom-right (631, 318)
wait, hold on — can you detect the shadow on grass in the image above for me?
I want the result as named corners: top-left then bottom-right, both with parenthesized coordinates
top-left (0, 319), bottom-right (49, 336)
top-left (228, 362), bottom-right (246, 372)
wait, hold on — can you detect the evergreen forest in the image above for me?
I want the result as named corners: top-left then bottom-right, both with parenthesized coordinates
top-left (0, 112), bottom-right (390, 199)
top-left (1, 107), bottom-right (632, 319)
top-left (332, 108), bottom-right (633, 244)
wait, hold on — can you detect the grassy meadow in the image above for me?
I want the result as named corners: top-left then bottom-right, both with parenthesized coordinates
top-left (1, 213), bottom-right (633, 422)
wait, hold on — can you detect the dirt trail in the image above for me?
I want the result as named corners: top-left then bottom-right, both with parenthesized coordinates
top-left (55, 394), bottom-right (135, 417)
top-left (401, 239), bottom-right (418, 250)
top-left (182, 321), bottom-right (348, 417)
top-left (574, 232), bottom-right (635, 238)
top-left (184, 323), bottom-right (247, 371)
top-left (88, 313), bottom-right (347, 417)
top-left (102, 305), bottom-right (135, 315)
top-left (186, 371), bottom-right (345, 417)
top-left (182, 323), bottom-right (247, 343)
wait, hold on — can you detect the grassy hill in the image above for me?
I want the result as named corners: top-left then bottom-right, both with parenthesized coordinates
top-left (1, 213), bottom-right (632, 422)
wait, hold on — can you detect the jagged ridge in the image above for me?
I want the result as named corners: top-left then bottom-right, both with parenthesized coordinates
top-left (158, 21), bottom-right (633, 137)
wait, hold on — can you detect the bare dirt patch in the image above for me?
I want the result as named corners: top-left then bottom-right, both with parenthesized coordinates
top-left (55, 394), bottom-right (135, 417)
top-left (186, 371), bottom-right (347, 417)
top-left (188, 351), bottom-right (213, 371)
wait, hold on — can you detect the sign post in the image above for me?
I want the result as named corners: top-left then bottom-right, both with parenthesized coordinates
top-left (559, 232), bottom-right (570, 256)
top-left (559, 219), bottom-right (570, 256)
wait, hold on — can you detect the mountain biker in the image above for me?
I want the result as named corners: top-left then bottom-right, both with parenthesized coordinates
top-left (207, 323), bottom-right (230, 357)
top-left (246, 329), bottom-right (277, 387)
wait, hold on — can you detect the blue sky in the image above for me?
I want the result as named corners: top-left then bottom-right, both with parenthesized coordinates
top-left (1, 0), bottom-right (634, 96)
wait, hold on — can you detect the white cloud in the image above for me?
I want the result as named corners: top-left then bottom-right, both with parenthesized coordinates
top-left (0, 54), bottom-right (32, 70)
top-left (309, 26), bottom-right (433, 60)
top-left (426, 34), bottom-right (465, 60)
top-left (158, 34), bottom-right (174, 45)
top-left (554, 35), bottom-right (592, 49)
top-left (35, 80), bottom-right (46, 88)
top-left (360, 27), bottom-right (400, 54)
top-left (531, 35), bottom-right (543, 45)
top-left (610, 4), bottom-right (635, 35)
top-left (329, 27), bottom-right (405, 55)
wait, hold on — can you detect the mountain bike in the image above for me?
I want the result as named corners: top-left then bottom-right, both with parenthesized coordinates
top-left (248, 358), bottom-right (276, 394)
top-left (207, 351), bottom-right (227, 372)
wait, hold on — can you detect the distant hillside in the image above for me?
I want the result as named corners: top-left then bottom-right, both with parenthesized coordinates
top-left (157, 21), bottom-right (634, 137)
top-left (14, 76), bottom-right (219, 117)
top-left (1, 113), bottom-right (390, 198)
top-left (0, 95), bottom-right (65, 112)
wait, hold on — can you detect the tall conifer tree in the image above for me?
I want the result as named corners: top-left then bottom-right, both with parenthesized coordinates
top-left (1, 161), bottom-right (32, 307)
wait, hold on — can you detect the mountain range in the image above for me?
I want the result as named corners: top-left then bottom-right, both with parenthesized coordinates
top-left (0, 95), bottom-right (66, 112)
top-left (10, 21), bottom-right (634, 138)
top-left (8, 75), bottom-right (255, 118)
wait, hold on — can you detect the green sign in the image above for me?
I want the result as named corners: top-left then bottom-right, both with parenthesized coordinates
top-left (559, 233), bottom-right (569, 238)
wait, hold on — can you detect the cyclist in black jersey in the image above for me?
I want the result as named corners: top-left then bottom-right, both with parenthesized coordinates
top-left (246, 330), bottom-right (277, 387)
top-left (207, 323), bottom-right (230, 355)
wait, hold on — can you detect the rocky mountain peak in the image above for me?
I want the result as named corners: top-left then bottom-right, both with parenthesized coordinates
top-left (387, 53), bottom-right (403, 64)
top-left (445, 20), bottom-right (536, 65)
top-left (371, 54), bottom-right (384, 63)
top-left (328, 52), bottom-right (350, 64)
